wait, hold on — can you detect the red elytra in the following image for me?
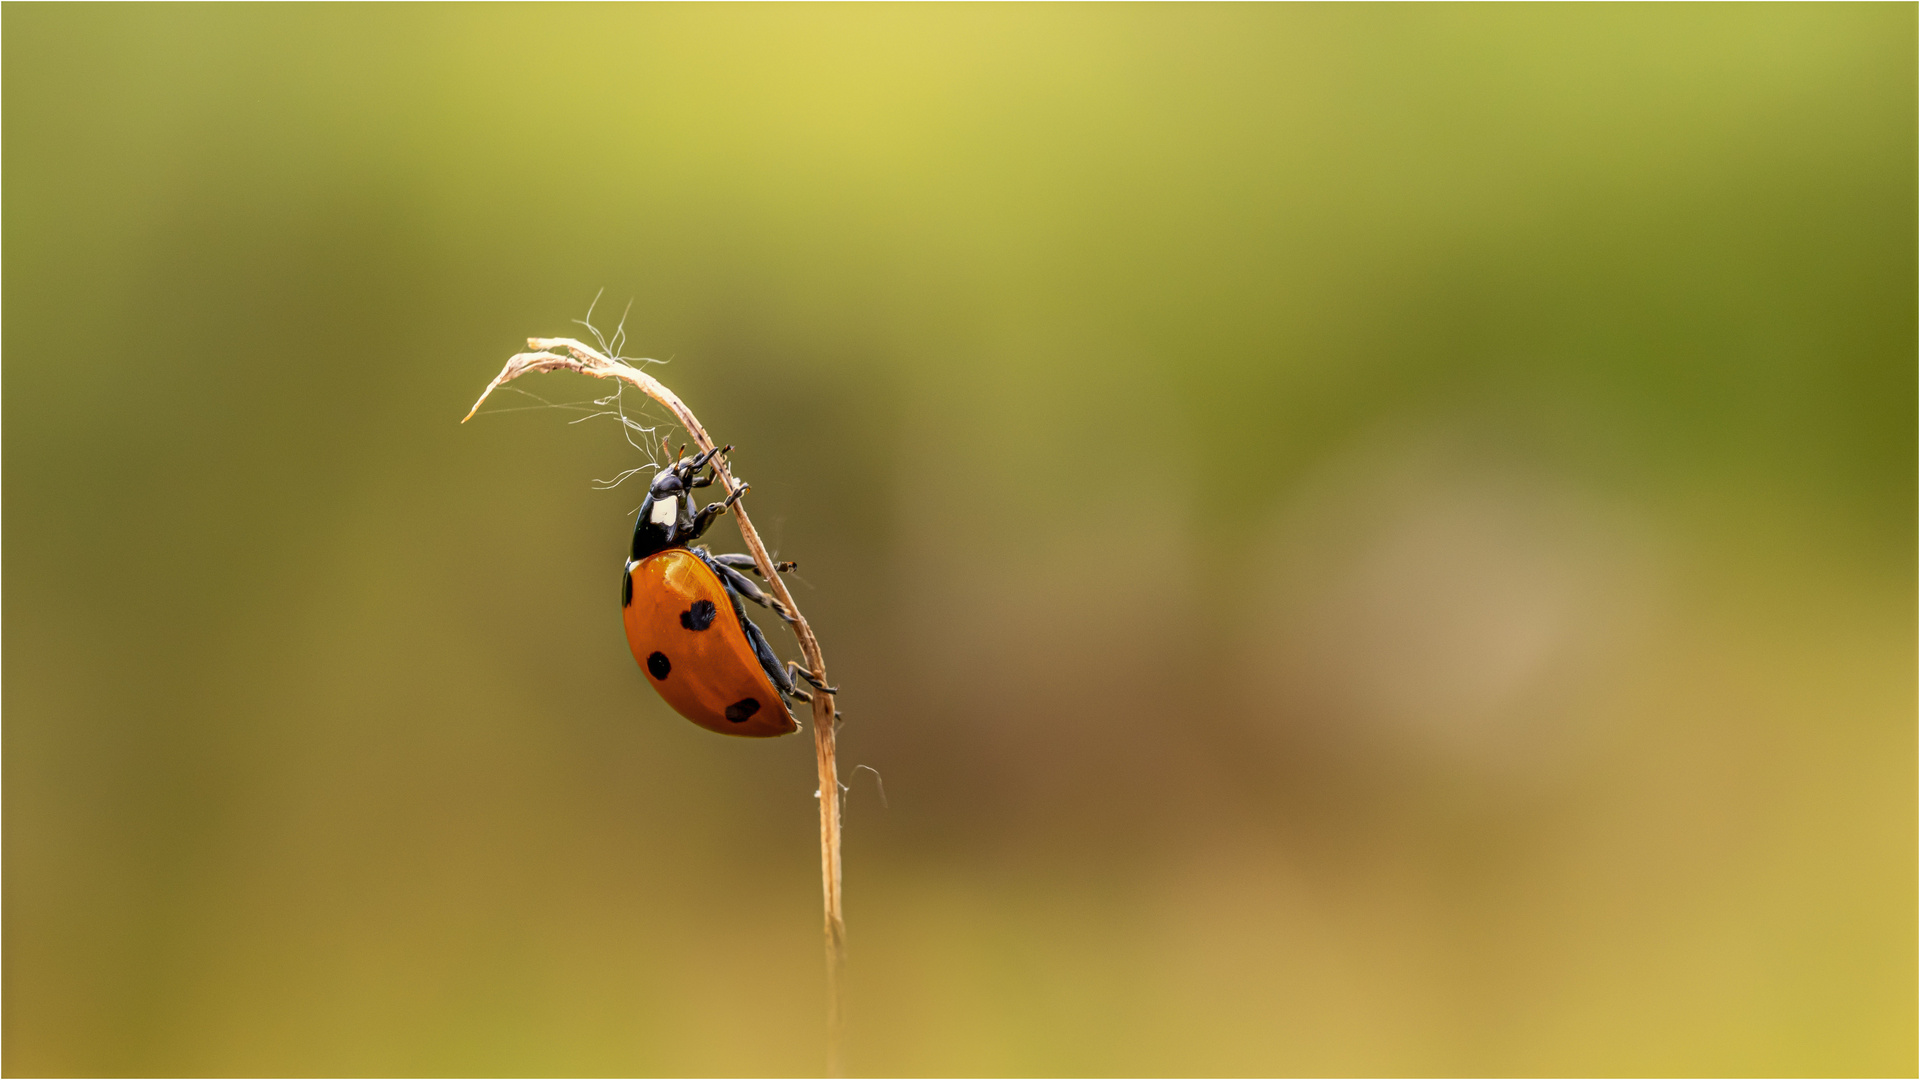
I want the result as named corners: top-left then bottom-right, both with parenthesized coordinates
top-left (622, 547), bottom-right (797, 738)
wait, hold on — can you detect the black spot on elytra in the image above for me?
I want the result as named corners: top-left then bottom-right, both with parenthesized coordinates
top-left (680, 599), bottom-right (718, 631)
top-left (724, 698), bottom-right (761, 723)
top-left (647, 652), bottom-right (671, 679)
top-left (621, 567), bottom-right (633, 607)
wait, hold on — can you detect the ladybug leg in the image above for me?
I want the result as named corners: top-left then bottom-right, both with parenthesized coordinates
top-left (709, 559), bottom-right (767, 600)
top-left (665, 444), bottom-right (728, 495)
top-left (739, 607), bottom-right (812, 703)
top-left (708, 560), bottom-right (796, 622)
top-left (679, 443), bottom-right (728, 477)
top-left (694, 546), bottom-right (832, 714)
top-left (694, 546), bottom-right (796, 622)
top-left (786, 662), bottom-right (838, 695)
top-left (711, 553), bottom-right (799, 576)
top-left (681, 482), bottom-right (750, 544)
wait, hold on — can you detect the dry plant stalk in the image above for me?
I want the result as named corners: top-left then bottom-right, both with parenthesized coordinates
top-left (464, 337), bottom-right (847, 1075)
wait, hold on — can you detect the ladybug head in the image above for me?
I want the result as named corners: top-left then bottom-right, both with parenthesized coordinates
top-left (647, 462), bottom-right (688, 499)
top-left (629, 447), bottom-right (725, 560)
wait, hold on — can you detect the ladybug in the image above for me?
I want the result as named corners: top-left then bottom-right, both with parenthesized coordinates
top-left (619, 444), bottom-right (831, 737)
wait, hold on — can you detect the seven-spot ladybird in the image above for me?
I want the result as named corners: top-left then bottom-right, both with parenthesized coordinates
top-left (619, 444), bottom-right (830, 737)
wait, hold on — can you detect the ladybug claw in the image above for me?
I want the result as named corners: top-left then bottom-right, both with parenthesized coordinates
top-left (784, 662), bottom-right (837, 695)
top-left (788, 663), bottom-right (838, 694)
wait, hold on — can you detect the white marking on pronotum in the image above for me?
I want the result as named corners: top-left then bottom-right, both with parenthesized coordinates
top-left (650, 494), bottom-right (679, 527)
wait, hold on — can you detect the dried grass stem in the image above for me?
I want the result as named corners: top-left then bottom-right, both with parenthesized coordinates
top-left (465, 338), bottom-right (847, 1075)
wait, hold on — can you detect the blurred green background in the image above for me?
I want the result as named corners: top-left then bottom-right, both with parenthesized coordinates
top-left (5, 5), bottom-right (1913, 1076)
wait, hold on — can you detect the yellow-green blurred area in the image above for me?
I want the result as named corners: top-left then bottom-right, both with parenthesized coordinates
top-left (5, 5), bottom-right (1913, 1076)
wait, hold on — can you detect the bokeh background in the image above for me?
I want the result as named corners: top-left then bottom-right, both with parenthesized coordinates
top-left (5, 5), bottom-right (1913, 1076)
